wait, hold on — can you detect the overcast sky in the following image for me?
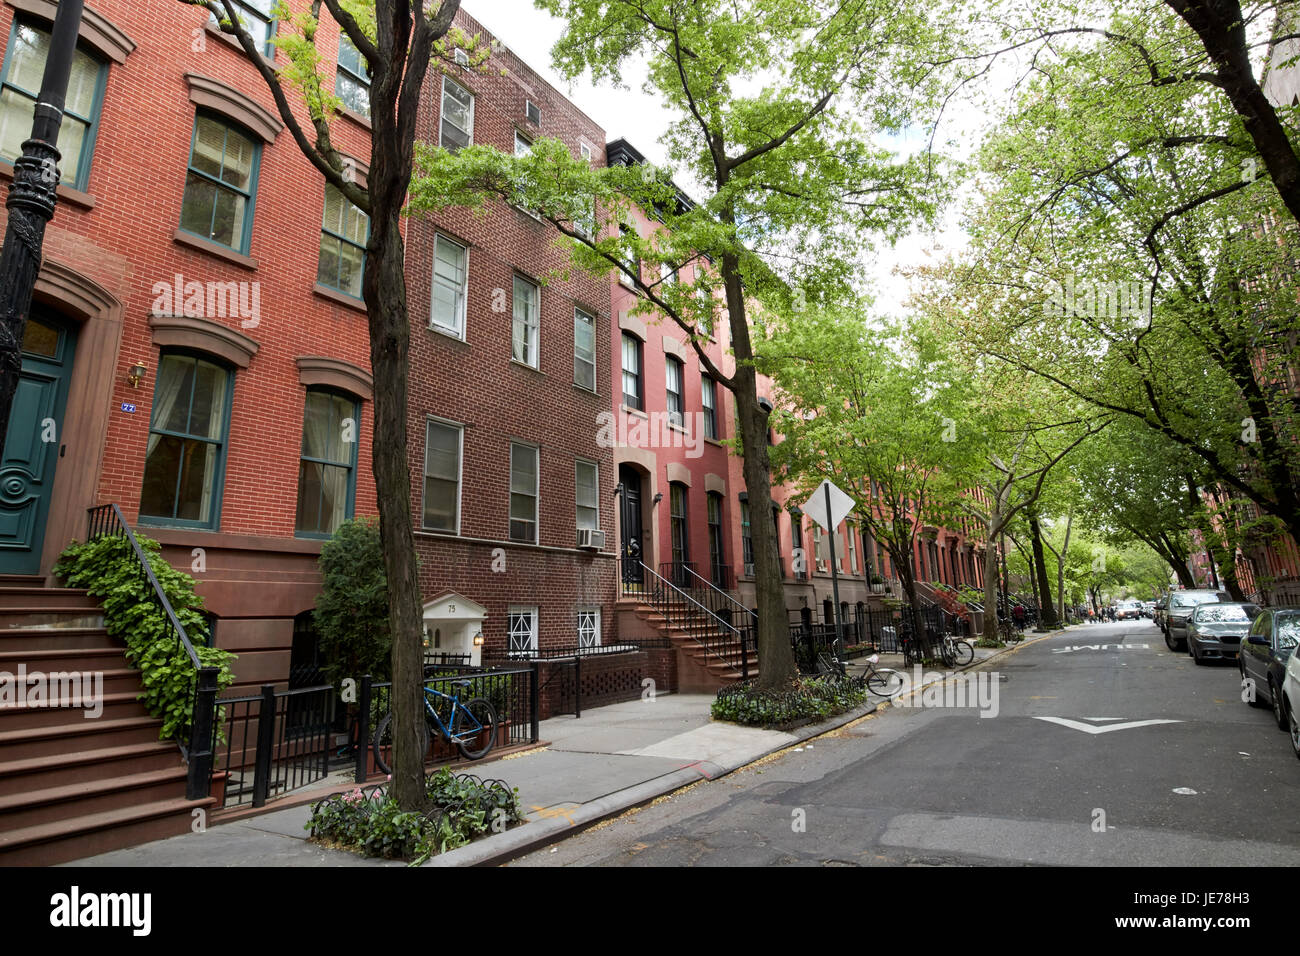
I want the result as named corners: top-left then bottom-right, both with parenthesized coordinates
top-left (459, 0), bottom-right (998, 318)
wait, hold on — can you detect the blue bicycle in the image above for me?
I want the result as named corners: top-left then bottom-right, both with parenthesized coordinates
top-left (372, 680), bottom-right (498, 774)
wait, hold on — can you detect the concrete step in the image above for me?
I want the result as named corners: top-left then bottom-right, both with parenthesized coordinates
top-left (0, 740), bottom-right (181, 796)
top-left (0, 796), bottom-right (215, 866)
top-left (0, 586), bottom-right (98, 611)
top-left (0, 716), bottom-right (166, 762)
top-left (0, 627), bottom-right (115, 651)
top-left (0, 646), bottom-right (130, 672)
top-left (0, 690), bottom-right (151, 731)
top-left (0, 767), bottom-right (190, 831)
top-left (0, 607), bottom-right (105, 630)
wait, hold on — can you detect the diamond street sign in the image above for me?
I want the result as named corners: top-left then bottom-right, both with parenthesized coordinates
top-left (801, 479), bottom-right (855, 532)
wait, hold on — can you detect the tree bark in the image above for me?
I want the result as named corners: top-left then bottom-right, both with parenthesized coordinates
top-left (1028, 511), bottom-right (1057, 628)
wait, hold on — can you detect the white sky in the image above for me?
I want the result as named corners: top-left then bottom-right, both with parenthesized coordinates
top-left (459, 0), bottom-right (1004, 318)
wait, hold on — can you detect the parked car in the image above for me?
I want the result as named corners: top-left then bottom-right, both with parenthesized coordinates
top-left (1186, 602), bottom-right (1261, 664)
top-left (1239, 607), bottom-right (1300, 731)
top-left (1154, 593), bottom-right (1169, 629)
top-left (1283, 648), bottom-right (1300, 759)
top-left (1163, 589), bottom-right (1231, 651)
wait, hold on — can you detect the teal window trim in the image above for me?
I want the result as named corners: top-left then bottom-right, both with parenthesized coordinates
top-left (335, 33), bottom-right (370, 118)
top-left (178, 111), bottom-right (262, 255)
top-left (0, 19), bottom-right (108, 192)
top-left (213, 1), bottom-right (278, 58)
top-left (294, 388), bottom-right (360, 539)
top-left (138, 350), bottom-right (235, 531)
top-left (317, 183), bottom-right (369, 298)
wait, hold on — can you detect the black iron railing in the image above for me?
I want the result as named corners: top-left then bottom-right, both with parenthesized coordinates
top-left (623, 557), bottom-right (755, 679)
top-left (87, 503), bottom-right (219, 800)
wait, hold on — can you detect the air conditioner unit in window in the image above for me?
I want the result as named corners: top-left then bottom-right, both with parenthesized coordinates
top-left (577, 528), bottom-right (605, 550)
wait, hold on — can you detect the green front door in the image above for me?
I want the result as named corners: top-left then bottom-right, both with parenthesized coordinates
top-left (0, 309), bottom-right (77, 574)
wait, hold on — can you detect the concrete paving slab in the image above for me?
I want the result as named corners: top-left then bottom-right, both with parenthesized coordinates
top-left (616, 722), bottom-right (797, 763)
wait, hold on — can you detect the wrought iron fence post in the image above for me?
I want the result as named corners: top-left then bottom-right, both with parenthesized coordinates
top-left (186, 666), bottom-right (220, 800)
top-left (354, 674), bottom-right (372, 784)
top-left (530, 660), bottom-right (540, 742)
top-left (573, 654), bottom-right (582, 719)
top-left (741, 624), bottom-right (750, 681)
top-left (252, 683), bottom-right (276, 808)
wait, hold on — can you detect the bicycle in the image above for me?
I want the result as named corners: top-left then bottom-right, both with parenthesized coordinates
top-left (372, 679), bottom-right (498, 775)
top-left (817, 649), bottom-right (904, 697)
top-left (942, 633), bottom-right (974, 667)
top-left (997, 617), bottom-right (1024, 644)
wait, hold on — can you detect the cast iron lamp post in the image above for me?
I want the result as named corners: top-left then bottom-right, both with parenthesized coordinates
top-left (0, 0), bottom-right (85, 453)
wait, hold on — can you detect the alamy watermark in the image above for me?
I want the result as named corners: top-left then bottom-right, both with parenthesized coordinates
top-left (0, 664), bottom-right (103, 718)
top-left (1042, 276), bottom-right (1151, 325)
top-left (151, 273), bottom-right (261, 329)
top-left (887, 665), bottom-right (1000, 718)
top-left (596, 410), bottom-right (707, 459)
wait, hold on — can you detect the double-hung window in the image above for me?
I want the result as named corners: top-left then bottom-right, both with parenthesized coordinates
top-left (431, 234), bottom-right (468, 337)
top-left (336, 33), bottom-right (370, 118)
top-left (296, 390), bottom-right (359, 536)
top-left (665, 357), bottom-right (684, 427)
top-left (508, 607), bottom-right (538, 657)
top-left (423, 420), bottom-right (462, 532)
top-left (618, 225), bottom-right (639, 288)
top-left (0, 22), bottom-right (105, 190)
top-left (139, 353), bottom-right (232, 528)
top-left (621, 333), bottom-right (643, 410)
top-left (576, 459), bottom-right (599, 531)
top-left (509, 442), bottom-right (539, 543)
top-left (701, 376), bottom-right (718, 440)
top-left (741, 500), bottom-right (754, 576)
top-left (212, 1), bottom-right (276, 56)
top-left (180, 114), bottom-right (259, 253)
top-left (317, 183), bottom-right (368, 298)
top-left (707, 492), bottom-right (726, 587)
top-left (512, 276), bottom-right (539, 367)
top-left (670, 483), bottom-right (689, 567)
top-left (574, 307), bottom-right (596, 391)
top-left (440, 76), bottom-right (473, 151)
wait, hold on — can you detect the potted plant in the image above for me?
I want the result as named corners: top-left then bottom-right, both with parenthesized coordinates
top-left (870, 574), bottom-right (884, 594)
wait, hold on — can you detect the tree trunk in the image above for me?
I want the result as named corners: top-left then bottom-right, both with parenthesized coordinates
top-left (982, 528), bottom-right (1000, 634)
top-left (363, 207), bottom-right (426, 812)
top-left (724, 254), bottom-right (794, 689)
top-left (1028, 512), bottom-right (1057, 628)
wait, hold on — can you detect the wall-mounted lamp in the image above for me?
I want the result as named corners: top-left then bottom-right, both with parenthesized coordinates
top-left (738, 491), bottom-right (748, 503)
top-left (472, 631), bottom-right (484, 647)
top-left (652, 492), bottom-right (663, 506)
top-left (127, 361), bottom-right (148, 388)
top-left (757, 396), bottom-right (774, 414)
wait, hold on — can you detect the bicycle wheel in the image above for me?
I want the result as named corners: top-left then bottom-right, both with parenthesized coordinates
top-left (453, 697), bottom-right (498, 760)
top-left (866, 667), bottom-right (904, 696)
top-left (939, 640), bottom-right (957, 668)
top-left (952, 639), bottom-right (974, 666)
top-left (372, 713), bottom-right (430, 776)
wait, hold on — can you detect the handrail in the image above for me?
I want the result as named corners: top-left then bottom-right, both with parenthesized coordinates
top-left (628, 559), bottom-right (755, 676)
top-left (87, 504), bottom-right (203, 669)
top-left (86, 504), bottom-right (218, 799)
top-left (676, 562), bottom-right (758, 624)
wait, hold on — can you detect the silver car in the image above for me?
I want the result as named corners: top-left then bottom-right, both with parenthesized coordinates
top-left (1163, 589), bottom-right (1231, 651)
top-left (1186, 602), bottom-right (1261, 664)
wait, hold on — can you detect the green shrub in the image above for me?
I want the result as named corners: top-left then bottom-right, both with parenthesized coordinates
top-left (711, 675), bottom-right (871, 728)
top-left (314, 517), bottom-right (392, 685)
top-left (54, 534), bottom-right (236, 740)
top-left (306, 768), bottom-right (524, 865)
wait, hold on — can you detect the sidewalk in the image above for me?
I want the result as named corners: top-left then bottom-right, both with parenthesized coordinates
top-left (69, 630), bottom-right (1061, 867)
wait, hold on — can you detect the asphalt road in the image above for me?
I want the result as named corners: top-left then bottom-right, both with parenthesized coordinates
top-left (510, 621), bottom-right (1300, 867)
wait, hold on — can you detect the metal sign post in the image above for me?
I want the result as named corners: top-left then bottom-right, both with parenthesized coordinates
top-left (801, 479), bottom-right (857, 660)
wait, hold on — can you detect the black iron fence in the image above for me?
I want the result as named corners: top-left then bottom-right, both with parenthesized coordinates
top-left (213, 683), bottom-right (336, 809)
top-left (789, 603), bottom-right (964, 673)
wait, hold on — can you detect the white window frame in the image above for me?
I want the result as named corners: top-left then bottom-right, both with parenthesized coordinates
top-left (422, 417), bottom-right (463, 533)
top-left (847, 523), bottom-right (858, 574)
top-left (577, 607), bottom-right (601, 648)
top-left (665, 356), bottom-right (684, 427)
top-left (440, 75), bottom-right (474, 151)
top-left (508, 606), bottom-right (538, 658)
top-left (576, 458), bottom-right (599, 531)
top-left (574, 307), bottom-right (596, 392)
top-left (430, 233), bottom-right (469, 338)
top-left (512, 275), bottom-right (540, 368)
top-left (702, 376), bottom-right (717, 440)
top-left (618, 224), bottom-right (639, 289)
top-left (579, 142), bottom-right (592, 163)
top-left (509, 440), bottom-right (539, 544)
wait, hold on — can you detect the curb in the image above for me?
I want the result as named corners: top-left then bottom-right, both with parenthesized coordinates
top-left (424, 699), bottom-right (883, 867)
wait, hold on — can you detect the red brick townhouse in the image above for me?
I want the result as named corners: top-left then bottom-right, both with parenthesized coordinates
top-left (402, 8), bottom-right (617, 666)
top-left (0, 0), bottom-right (379, 689)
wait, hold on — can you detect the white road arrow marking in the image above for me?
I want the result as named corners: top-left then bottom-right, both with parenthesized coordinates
top-left (1032, 716), bottom-right (1183, 735)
